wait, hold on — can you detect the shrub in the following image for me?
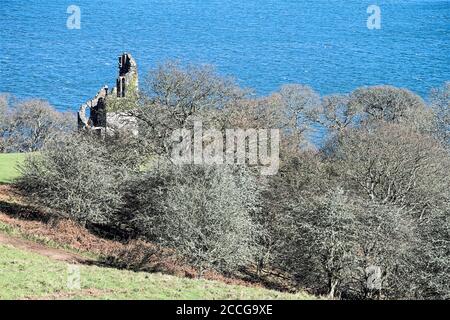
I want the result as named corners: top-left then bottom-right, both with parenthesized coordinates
top-left (16, 133), bottom-right (128, 226)
top-left (128, 163), bottom-right (263, 276)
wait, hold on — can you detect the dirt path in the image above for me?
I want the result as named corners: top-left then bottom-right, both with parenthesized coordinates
top-left (0, 185), bottom-right (94, 265)
top-left (0, 232), bottom-right (91, 264)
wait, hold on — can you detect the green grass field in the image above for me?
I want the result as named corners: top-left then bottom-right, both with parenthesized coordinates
top-left (0, 153), bottom-right (26, 184)
top-left (0, 244), bottom-right (314, 300)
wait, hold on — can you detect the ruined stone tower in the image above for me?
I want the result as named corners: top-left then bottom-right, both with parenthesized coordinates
top-left (116, 53), bottom-right (138, 98)
top-left (78, 53), bottom-right (138, 133)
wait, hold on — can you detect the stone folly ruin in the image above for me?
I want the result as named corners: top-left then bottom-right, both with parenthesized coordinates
top-left (77, 53), bottom-right (138, 135)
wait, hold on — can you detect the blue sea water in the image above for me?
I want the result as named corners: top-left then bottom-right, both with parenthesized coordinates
top-left (0, 0), bottom-right (449, 112)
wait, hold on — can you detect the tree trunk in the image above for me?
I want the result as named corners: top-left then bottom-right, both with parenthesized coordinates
top-left (328, 279), bottom-right (339, 299)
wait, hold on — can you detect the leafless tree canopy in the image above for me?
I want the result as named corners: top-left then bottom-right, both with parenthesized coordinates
top-left (12, 63), bottom-right (450, 300)
top-left (349, 85), bottom-right (430, 125)
top-left (430, 82), bottom-right (450, 146)
top-left (0, 95), bottom-right (75, 152)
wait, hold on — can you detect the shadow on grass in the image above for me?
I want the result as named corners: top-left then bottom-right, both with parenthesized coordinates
top-left (238, 267), bottom-right (296, 293)
top-left (0, 200), bottom-right (53, 224)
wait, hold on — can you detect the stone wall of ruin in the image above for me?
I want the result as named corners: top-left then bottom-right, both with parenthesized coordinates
top-left (77, 52), bottom-right (138, 135)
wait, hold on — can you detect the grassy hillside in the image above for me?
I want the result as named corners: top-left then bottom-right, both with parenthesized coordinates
top-left (0, 155), bottom-right (316, 300)
top-left (0, 244), bottom-right (314, 300)
top-left (0, 153), bottom-right (26, 184)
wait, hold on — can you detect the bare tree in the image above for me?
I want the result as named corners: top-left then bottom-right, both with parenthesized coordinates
top-left (129, 163), bottom-right (263, 276)
top-left (131, 62), bottom-right (248, 157)
top-left (2, 98), bottom-right (75, 152)
top-left (334, 123), bottom-right (450, 215)
top-left (271, 185), bottom-right (421, 299)
top-left (142, 61), bottom-right (246, 124)
top-left (266, 121), bottom-right (449, 299)
top-left (307, 94), bottom-right (362, 134)
top-left (349, 85), bottom-right (433, 130)
top-left (430, 82), bottom-right (450, 147)
top-left (277, 84), bottom-right (321, 129)
top-left (415, 205), bottom-right (450, 299)
top-left (0, 94), bottom-right (9, 152)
